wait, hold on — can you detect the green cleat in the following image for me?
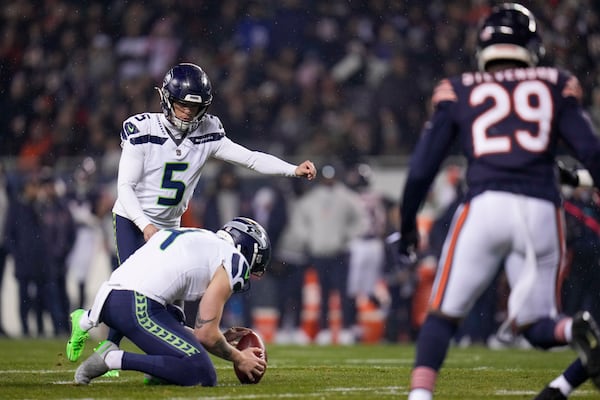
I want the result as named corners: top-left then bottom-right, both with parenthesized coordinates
top-left (94, 341), bottom-right (120, 378)
top-left (143, 374), bottom-right (168, 385)
top-left (66, 309), bottom-right (90, 362)
top-left (101, 369), bottom-right (120, 378)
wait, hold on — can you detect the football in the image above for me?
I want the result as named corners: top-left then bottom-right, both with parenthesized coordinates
top-left (233, 329), bottom-right (268, 384)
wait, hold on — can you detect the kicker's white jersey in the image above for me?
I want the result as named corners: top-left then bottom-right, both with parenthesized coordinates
top-left (108, 228), bottom-right (251, 305)
top-left (112, 112), bottom-right (297, 231)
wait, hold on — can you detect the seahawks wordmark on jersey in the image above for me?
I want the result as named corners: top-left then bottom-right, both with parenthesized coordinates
top-left (113, 113), bottom-right (297, 231)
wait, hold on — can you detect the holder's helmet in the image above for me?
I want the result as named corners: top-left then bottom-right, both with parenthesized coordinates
top-left (217, 217), bottom-right (271, 277)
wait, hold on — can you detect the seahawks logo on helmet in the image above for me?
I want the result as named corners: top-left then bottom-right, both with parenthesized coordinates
top-left (217, 217), bottom-right (271, 278)
top-left (156, 63), bottom-right (213, 133)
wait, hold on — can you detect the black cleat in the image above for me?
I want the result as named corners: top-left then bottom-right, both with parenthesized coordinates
top-left (571, 311), bottom-right (600, 389)
top-left (533, 386), bottom-right (566, 400)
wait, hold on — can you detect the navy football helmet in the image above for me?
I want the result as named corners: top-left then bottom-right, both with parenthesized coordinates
top-left (475, 3), bottom-right (544, 71)
top-left (157, 63), bottom-right (213, 132)
top-left (217, 217), bottom-right (271, 277)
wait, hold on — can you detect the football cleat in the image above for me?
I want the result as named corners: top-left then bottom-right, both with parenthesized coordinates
top-left (571, 311), bottom-right (600, 389)
top-left (101, 369), bottom-right (120, 378)
top-left (533, 386), bottom-right (566, 400)
top-left (66, 309), bottom-right (90, 362)
top-left (74, 340), bottom-right (119, 385)
top-left (143, 374), bottom-right (168, 385)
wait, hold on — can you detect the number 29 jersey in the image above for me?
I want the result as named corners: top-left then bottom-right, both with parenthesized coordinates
top-left (412, 66), bottom-right (600, 205)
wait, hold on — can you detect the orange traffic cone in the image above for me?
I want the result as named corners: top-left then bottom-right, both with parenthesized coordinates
top-left (328, 290), bottom-right (342, 345)
top-left (252, 307), bottom-right (279, 344)
top-left (357, 295), bottom-right (385, 344)
top-left (300, 267), bottom-right (321, 342)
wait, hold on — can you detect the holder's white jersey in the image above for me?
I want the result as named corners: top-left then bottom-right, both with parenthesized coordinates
top-left (112, 112), bottom-right (297, 231)
top-left (108, 228), bottom-right (251, 305)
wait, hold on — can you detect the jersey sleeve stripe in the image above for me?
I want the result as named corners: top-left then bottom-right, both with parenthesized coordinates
top-left (130, 135), bottom-right (168, 145)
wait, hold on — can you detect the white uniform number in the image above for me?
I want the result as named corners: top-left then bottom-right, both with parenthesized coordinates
top-left (471, 81), bottom-right (552, 157)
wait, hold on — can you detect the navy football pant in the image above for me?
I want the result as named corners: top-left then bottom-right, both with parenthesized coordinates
top-left (113, 214), bottom-right (145, 266)
top-left (107, 214), bottom-right (146, 345)
top-left (101, 290), bottom-right (217, 386)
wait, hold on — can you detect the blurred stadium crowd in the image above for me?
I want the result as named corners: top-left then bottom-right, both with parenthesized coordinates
top-left (3, 0), bottom-right (600, 168)
top-left (1, 0), bottom-right (600, 344)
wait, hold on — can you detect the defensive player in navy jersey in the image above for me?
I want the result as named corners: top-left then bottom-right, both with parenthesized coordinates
top-left (67, 217), bottom-right (269, 386)
top-left (398, 4), bottom-right (600, 400)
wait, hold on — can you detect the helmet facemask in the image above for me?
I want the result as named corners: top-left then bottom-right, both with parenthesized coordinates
top-left (157, 63), bottom-right (213, 133)
top-left (157, 87), bottom-right (211, 133)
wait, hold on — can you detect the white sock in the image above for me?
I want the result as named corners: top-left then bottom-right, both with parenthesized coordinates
top-left (79, 310), bottom-right (94, 331)
top-left (104, 350), bottom-right (124, 370)
top-left (549, 375), bottom-right (573, 396)
top-left (408, 388), bottom-right (433, 400)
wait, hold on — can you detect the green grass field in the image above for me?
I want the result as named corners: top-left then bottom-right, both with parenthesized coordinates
top-left (0, 338), bottom-right (597, 399)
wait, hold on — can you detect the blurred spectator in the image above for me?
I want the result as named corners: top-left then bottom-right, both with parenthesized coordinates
top-left (36, 167), bottom-right (76, 336)
top-left (1, 1), bottom-right (599, 165)
top-left (65, 157), bottom-right (102, 309)
top-left (147, 17), bottom-right (181, 81)
top-left (345, 163), bottom-right (388, 336)
top-left (270, 178), bottom-right (312, 342)
top-left (4, 173), bottom-right (43, 336)
top-left (246, 181), bottom-right (290, 342)
top-left (17, 118), bottom-right (53, 173)
top-left (96, 181), bottom-right (118, 273)
top-left (5, 174), bottom-right (43, 336)
top-left (195, 163), bottom-right (252, 328)
top-left (0, 163), bottom-right (8, 336)
top-left (294, 163), bottom-right (367, 343)
top-left (114, 2), bottom-right (151, 82)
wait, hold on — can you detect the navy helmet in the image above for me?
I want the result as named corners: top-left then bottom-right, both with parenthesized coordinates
top-left (157, 63), bottom-right (213, 132)
top-left (218, 217), bottom-right (271, 277)
top-left (476, 3), bottom-right (544, 71)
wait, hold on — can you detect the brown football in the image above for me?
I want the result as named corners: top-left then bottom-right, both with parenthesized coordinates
top-left (233, 329), bottom-right (268, 384)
